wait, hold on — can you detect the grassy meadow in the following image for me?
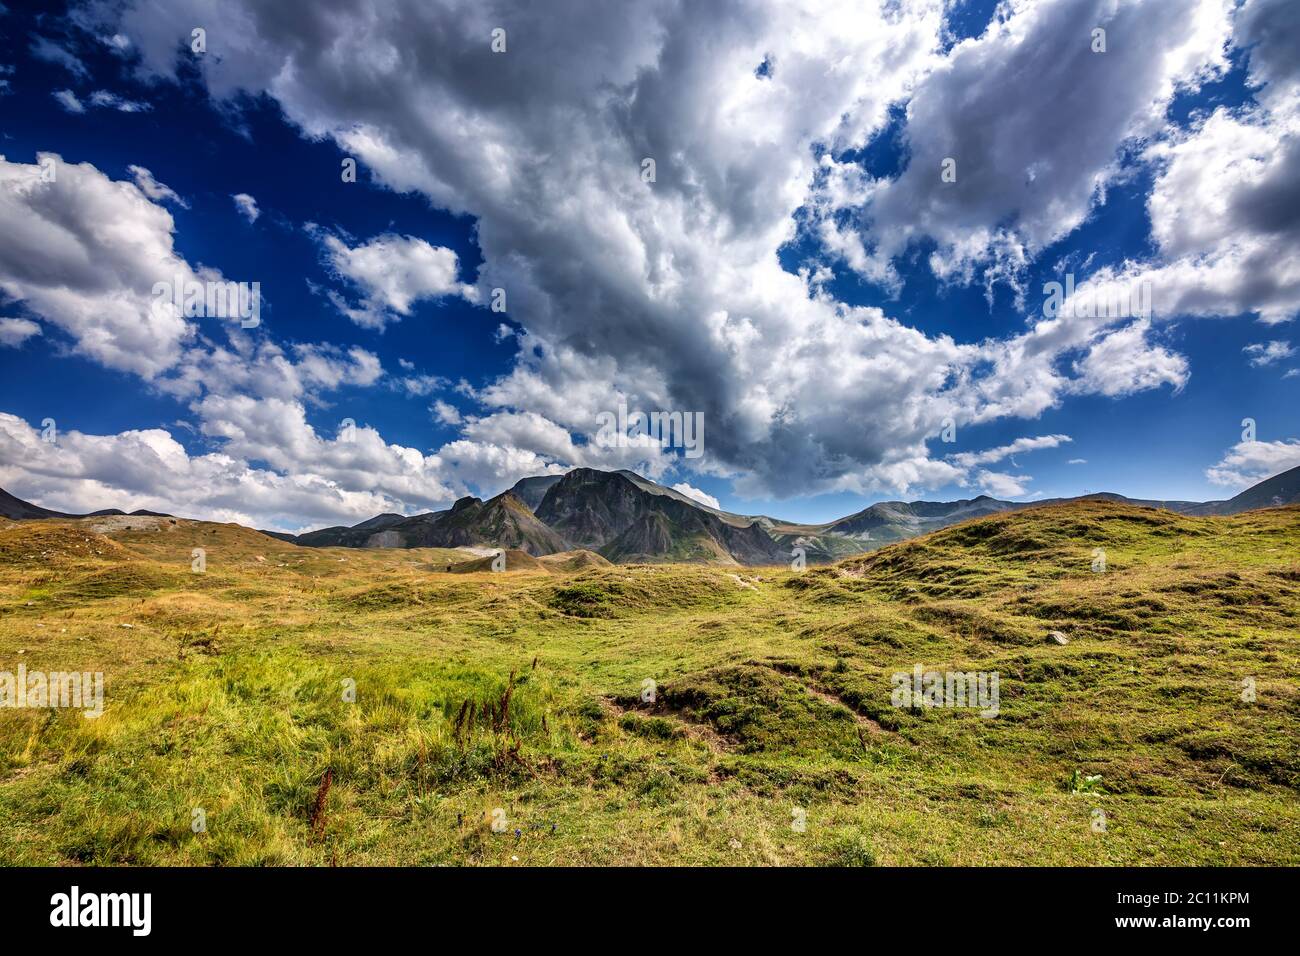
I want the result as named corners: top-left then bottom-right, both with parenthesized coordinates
top-left (0, 501), bottom-right (1297, 866)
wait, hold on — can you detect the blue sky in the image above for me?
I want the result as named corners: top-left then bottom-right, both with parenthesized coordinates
top-left (0, 0), bottom-right (1297, 531)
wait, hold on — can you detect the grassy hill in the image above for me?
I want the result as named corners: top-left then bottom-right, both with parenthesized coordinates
top-left (0, 502), bottom-right (1297, 865)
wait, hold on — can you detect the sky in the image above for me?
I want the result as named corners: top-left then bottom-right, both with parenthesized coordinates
top-left (0, 0), bottom-right (1298, 533)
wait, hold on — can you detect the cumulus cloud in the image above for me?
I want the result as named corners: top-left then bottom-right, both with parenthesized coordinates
top-left (1119, 106), bottom-right (1300, 324)
top-left (1206, 438), bottom-right (1300, 489)
top-left (0, 316), bottom-right (41, 347)
top-left (0, 373), bottom-right (576, 529)
top-left (1059, 0), bottom-right (1300, 327)
top-left (0, 154), bottom-right (573, 526)
top-left (106, 0), bottom-right (986, 498)
top-left (320, 232), bottom-right (474, 329)
top-left (103, 0), bottom-right (1251, 500)
top-left (946, 435), bottom-right (1073, 499)
top-left (813, 0), bottom-right (1234, 295)
top-left (973, 470), bottom-right (1033, 498)
top-left (0, 411), bottom-right (431, 532)
top-left (9, 0), bottom-right (1293, 523)
top-left (1070, 320), bottom-right (1189, 396)
top-left (0, 152), bottom-right (202, 377)
top-left (432, 400), bottom-right (462, 425)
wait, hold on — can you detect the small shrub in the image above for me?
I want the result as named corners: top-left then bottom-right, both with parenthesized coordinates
top-left (819, 831), bottom-right (876, 867)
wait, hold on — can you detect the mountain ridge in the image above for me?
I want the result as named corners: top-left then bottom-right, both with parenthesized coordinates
top-left (3, 464), bottom-right (1298, 565)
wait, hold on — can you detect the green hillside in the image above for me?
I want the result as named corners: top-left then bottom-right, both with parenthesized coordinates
top-left (0, 501), bottom-right (1296, 865)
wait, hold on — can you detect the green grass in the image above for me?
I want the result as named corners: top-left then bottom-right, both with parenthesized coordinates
top-left (0, 501), bottom-right (1297, 865)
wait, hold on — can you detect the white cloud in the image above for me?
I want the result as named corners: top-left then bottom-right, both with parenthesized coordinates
top-left (1206, 439), bottom-right (1300, 489)
top-left (0, 152), bottom-right (203, 377)
top-left (128, 165), bottom-right (187, 207)
top-left (0, 154), bottom-right (576, 525)
top-left (1120, 107), bottom-right (1300, 325)
top-left (1068, 458), bottom-right (1087, 465)
top-left (0, 317), bottom-right (41, 347)
top-left (396, 374), bottom-right (444, 397)
top-left (1070, 320), bottom-right (1190, 397)
top-left (53, 88), bottom-right (150, 114)
top-left (1243, 340), bottom-right (1296, 366)
top-left (813, 0), bottom-right (1234, 295)
top-left (17, 0), bottom-right (1296, 522)
top-left (231, 192), bottom-right (259, 223)
top-left (973, 470), bottom-right (1031, 499)
top-left (432, 400), bottom-right (461, 425)
top-left (672, 482), bottom-right (721, 509)
top-left (88, 90), bottom-right (149, 112)
top-left (1058, 0), bottom-right (1300, 329)
top-left (950, 434), bottom-right (1071, 468)
top-left (101, 33), bottom-right (132, 53)
top-left (0, 412), bottom-right (433, 532)
top-left (320, 232), bottom-right (474, 329)
top-left (52, 89), bottom-right (84, 113)
top-left (31, 36), bottom-right (87, 78)
top-left (110, 0), bottom-right (976, 497)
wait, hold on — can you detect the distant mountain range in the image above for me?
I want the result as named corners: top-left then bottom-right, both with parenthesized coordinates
top-left (0, 487), bottom-right (172, 522)
top-left (4, 464), bottom-right (1299, 565)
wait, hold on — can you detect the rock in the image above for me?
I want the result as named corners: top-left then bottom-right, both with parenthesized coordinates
top-left (1046, 631), bottom-right (1069, 645)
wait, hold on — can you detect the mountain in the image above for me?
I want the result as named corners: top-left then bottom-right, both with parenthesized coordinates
top-left (349, 512), bottom-right (408, 532)
top-left (762, 467), bottom-right (1300, 561)
top-left (507, 474), bottom-right (564, 511)
top-left (4, 463), bottom-right (1298, 566)
top-left (1, 488), bottom-right (74, 520)
top-left (1207, 466), bottom-right (1300, 514)
top-left (0, 489), bottom-right (171, 522)
top-left (286, 511), bottom-right (428, 548)
top-left (403, 492), bottom-right (571, 554)
top-left (535, 468), bottom-right (788, 565)
top-left (759, 494), bottom-right (1028, 562)
top-left (273, 492), bottom-right (570, 554)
